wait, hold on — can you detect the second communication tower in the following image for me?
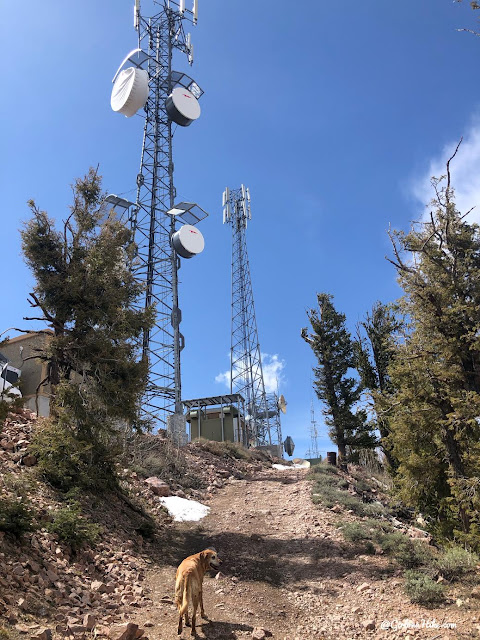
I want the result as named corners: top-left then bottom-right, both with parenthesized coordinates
top-left (222, 185), bottom-right (284, 452)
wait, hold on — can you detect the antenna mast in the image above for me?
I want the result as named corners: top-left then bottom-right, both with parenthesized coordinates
top-left (222, 186), bottom-right (282, 451)
top-left (111, 0), bottom-right (206, 437)
top-left (305, 399), bottom-right (321, 459)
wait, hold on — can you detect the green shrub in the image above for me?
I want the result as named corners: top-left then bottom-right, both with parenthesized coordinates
top-left (312, 472), bottom-right (386, 517)
top-left (312, 473), bottom-right (344, 489)
top-left (133, 446), bottom-right (204, 490)
top-left (2, 472), bottom-right (36, 498)
top-left (404, 570), bottom-right (445, 606)
top-left (0, 496), bottom-right (34, 537)
top-left (341, 522), bottom-right (373, 542)
top-left (379, 533), bottom-right (434, 569)
top-left (195, 438), bottom-right (251, 460)
top-left (30, 420), bottom-right (117, 492)
top-left (312, 484), bottom-right (341, 508)
top-left (47, 502), bottom-right (101, 551)
top-left (359, 502), bottom-right (387, 517)
top-left (354, 479), bottom-right (371, 493)
top-left (308, 463), bottom-right (339, 477)
top-left (363, 518), bottom-right (393, 536)
top-left (363, 540), bottom-right (376, 555)
top-left (435, 546), bottom-right (479, 581)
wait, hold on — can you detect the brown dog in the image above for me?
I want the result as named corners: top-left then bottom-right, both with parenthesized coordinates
top-left (175, 548), bottom-right (221, 636)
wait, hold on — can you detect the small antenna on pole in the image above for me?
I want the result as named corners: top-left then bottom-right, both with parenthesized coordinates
top-left (193, 0), bottom-right (198, 24)
top-left (134, 0), bottom-right (140, 30)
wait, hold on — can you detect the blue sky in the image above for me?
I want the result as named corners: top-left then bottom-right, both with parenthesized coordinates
top-left (2, 1), bottom-right (480, 458)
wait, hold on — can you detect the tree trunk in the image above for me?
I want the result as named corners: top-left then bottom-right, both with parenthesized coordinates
top-left (337, 437), bottom-right (347, 471)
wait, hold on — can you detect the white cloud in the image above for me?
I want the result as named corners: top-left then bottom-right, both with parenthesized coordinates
top-left (215, 352), bottom-right (285, 394)
top-left (411, 116), bottom-right (480, 223)
top-left (214, 370), bottom-right (230, 387)
top-left (261, 353), bottom-right (285, 393)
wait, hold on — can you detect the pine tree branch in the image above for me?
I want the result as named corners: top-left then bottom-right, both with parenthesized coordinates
top-left (8, 328), bottom-right (53, 337)
top-left (446, 137), bottom-right (463, 197)
top-left (26, 292), bottom-right (66, 333)
top-left (387, 227), bottom-right (416, 273)
top-left (456, 27), bottom-right (480, 36)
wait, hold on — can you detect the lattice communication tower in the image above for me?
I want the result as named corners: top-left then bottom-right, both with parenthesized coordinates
top-left (110, 0), bottom-right (207, 431)
top-left (305, 400), bottom-right (321, 459)
top-left (222, 186), bottom-right (283, 449)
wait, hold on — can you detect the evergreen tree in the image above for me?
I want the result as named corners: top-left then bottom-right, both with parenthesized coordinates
top-left (301, 293), bottom-right (376, 469)
top-left (354, 302), bottom-right (400, 469)
top-left (387, 143), bottom-right (480, 546)
top-left (21, 168), bottom-right (154, 488)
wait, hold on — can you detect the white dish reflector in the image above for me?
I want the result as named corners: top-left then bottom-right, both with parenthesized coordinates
top-left (172, 224), bottom-right (205, 258)
top-left (165, 87), bottom-right (201, 126)
top-left (111, 67), bottom-right (149, 117)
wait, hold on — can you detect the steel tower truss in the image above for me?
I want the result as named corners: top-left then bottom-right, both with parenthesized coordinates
top-left (305, 400), bottom-right (321, 459)
top-left (223, 186), bottom-right (282, 448)
top-left (130, 1), bottom-right (198, 427)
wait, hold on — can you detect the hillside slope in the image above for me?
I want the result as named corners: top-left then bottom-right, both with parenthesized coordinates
top-left (1, 412), bottom-right (480, 639)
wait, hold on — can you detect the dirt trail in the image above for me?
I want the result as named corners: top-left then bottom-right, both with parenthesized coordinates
top-left (130, 468), bottom-right (477, 640)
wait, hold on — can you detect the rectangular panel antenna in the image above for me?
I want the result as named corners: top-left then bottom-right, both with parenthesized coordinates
top-left (179, 0), bottom-right (185, 14)
top-left (188, 43), bottom-right (194, 65)
top-left (134, 0), bottom-right (140, 30)
top-left (193, 0), bottom-right (198, 24)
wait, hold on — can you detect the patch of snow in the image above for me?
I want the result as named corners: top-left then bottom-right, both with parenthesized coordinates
top-left (272, 463), bottom-right (307, 470)
top-left (159, 496), bottom-right (210, 522)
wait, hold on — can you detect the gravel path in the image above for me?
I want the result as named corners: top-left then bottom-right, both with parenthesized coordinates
top-left (131, 468), bottom-right (479, 639)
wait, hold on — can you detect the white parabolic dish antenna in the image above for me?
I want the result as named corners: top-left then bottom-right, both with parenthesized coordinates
top-left (165, 87), bottom-right (201, 126)
top-left (111, 67), bottom-right (149, 117)
top-left (172, 224), bottom-right (205, 258)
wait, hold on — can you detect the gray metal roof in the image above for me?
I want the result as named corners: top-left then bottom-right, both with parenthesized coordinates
top-left (183, 393), bottom-right (245, 409)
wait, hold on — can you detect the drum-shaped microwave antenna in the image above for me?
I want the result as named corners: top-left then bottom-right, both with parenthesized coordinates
top-left (111, 67), bottom-right (149, 117)
top-left (172, 224), bottom-right (205, 258)
top-left (283, 436), bottom-right (295, 457)
top-left (165, 87), bottom-right (201, 126)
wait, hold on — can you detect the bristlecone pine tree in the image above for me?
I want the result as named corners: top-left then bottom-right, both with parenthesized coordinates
top-left (354, 302), bottom-right (400, 470)
top-left (387, 143), bottom-right (480, 547)
top-left (301, 293), bottom-right (376, 469)
top-left (21, 168), bottom-right (154, 489)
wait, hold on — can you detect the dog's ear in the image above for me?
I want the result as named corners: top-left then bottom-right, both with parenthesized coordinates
top-left (199, 550), bottom-right (210, 567)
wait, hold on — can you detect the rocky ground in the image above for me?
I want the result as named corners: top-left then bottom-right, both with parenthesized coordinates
top-left (129, 467), bottom-right (480, 640)
top-left (1, 411), bottom-right (480, 639)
